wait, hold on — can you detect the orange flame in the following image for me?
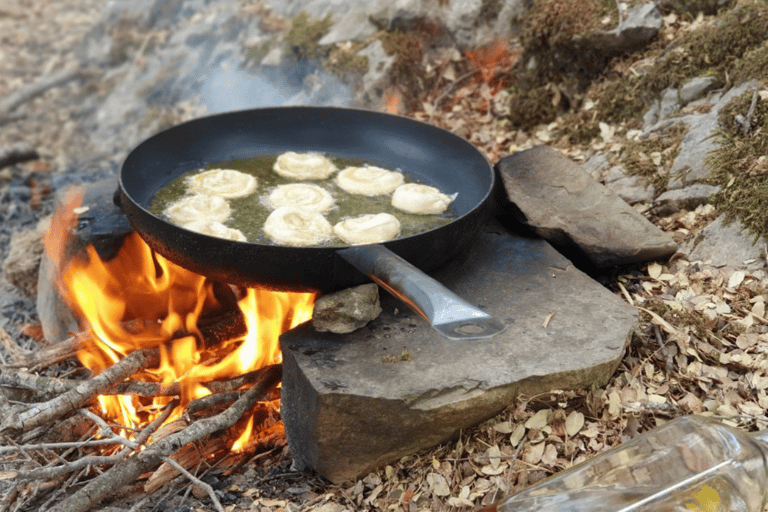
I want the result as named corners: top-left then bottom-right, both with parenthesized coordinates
top-left (464, 39), bottom-right (518, 90)
top-left (383, 88), bottom-right (404, 115)
top-left (46, 188), bottom-right (314, 446)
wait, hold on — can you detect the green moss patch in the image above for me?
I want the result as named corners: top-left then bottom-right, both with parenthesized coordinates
top-left (284, 11), bottom-right (334, 61)
top-left (325, 42), bottom-right (369, 82)
top-left (621, 123), bottom-right (688, 194)
top-left (706, 85), bottom-right (768, 242)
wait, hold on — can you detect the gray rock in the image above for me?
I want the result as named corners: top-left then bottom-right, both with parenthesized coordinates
top-left (603, 165), bottom-right (655, 205)
top-left (497, 146), bottom-right (677, 268)
top-left (669, 81), bottom-right (757, 188)
top-left (356, 39), bottom-right (395, 105)
top-left (679, 76), bottom-right (718, 105)
top-left (582, 153), bottom-right (610, 180)
top-left (653, 184), bottom-right (720, 216)
top-left (643, 99), bottom-right (662, 129)
top-left (312, 283), bottom-right (382, 334)
top-left (318, 10), bottom-right (378, 46)
top-left (37, 179), bottom-right (133, 343)
top-left (268, 0), bottom-right (527, 49)
top-left (281, 232), bottom-right (637, 483)
top-left (659, 87), bottom-right (680, 121)
top-left (583, 3), bottom-right (662, 54)
top-left (683, 215), bottom-right (766, 270)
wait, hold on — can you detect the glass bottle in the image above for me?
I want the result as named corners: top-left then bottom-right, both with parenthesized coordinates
top-left (477, 415), bottom-right (768, 512)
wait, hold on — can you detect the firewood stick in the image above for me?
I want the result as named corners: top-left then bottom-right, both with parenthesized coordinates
top-left (0, 400), bottom-right (177, 486)
top-left (0, 348), bottom-right (159, 436)
top-left (78, 408), bottom-right (226, 512)
top-left (47, 364), bottom-right (281, 512)
top-left (6, 310), bottom-right (247, 371)
top-left (204, 367), bottom-right (280, 394)
top-left (3, 330), bottom-right (88, 371)
top-left (0, 367), bottom-right (181, 400)
top-left (0, 66), bottom-right (87, 117)
top-left (0, 362), bottom-right (276, 404)
top-left (0, 326), bottom-right (31, 366)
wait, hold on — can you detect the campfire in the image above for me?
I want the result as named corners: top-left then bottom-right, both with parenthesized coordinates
top-left (0, 187), bottom-right (316, 511)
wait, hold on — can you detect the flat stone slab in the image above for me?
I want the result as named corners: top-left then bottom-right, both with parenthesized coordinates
top-left (497, 146), bottom-right (677, 268)
top-left (280, 231), bottom-right (637, 483)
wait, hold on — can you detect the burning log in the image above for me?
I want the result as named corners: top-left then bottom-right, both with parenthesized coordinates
top-left (3, 309), bottom-right (248, 372)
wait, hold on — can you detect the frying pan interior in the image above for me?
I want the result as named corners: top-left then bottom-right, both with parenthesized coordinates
top-left (119, 107), bottom-right (495, 291)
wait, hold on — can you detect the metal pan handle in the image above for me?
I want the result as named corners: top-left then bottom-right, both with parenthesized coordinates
top-left (337, 245), bottom-right (506, 340)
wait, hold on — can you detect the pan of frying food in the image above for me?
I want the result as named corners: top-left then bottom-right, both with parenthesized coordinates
top-left (117, 106), bottom-right (505, 339)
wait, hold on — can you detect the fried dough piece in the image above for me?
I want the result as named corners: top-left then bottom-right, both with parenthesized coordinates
top-left (263, 206), bottom-right (333, 246)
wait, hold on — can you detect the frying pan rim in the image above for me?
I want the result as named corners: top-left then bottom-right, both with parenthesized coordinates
top-left (118, 105), bottom-right (496, 252)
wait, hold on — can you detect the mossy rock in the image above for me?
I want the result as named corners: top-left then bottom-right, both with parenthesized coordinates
top-left (595, 0), bottom-right (768, 127)
top-left (707, 85), bottom-right (768, 242)
top-left (285, 11), bottom-right (334, 61)
top-left (507, 85), bottom-right (562, 132)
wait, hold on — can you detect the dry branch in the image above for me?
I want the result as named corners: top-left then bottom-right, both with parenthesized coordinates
top-left (6, 310), bottom-right (247, 371)
top-left (0, 366), bottom-right (181, 401)
top-left (47, 364), bottom-right (281, 512)
top-left (0, 359), bottom-right (275, 405)
top-left (0, 348), bottom-right (159, 436)
top-left (0, 66), bottom-right (88, 117)
top-left (735, 87), bottom-right (759, 135)
top-left (0, 142), bottom-right (38, 169)
top-left (4, 330), bottom-right (88, 371)
top-left (0, 325), bottom-right (30, 365)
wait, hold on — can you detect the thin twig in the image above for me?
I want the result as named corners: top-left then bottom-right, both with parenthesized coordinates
top-left (79, 410), bottom-right (225, 512)
top-left (0, 66), bottom-right (87, 117)
top-left (734, 87), bottom-right (759, 135)
top-left (430, 70), bottom-right (478, 121)
top-left (47, 364), bottom-right (281, 512)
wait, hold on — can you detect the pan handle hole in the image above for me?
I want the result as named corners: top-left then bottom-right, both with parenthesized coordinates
top-left (456, 323), bottom-right (485, 335)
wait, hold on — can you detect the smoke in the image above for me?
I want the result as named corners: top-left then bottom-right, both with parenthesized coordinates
top-left (201, 66), bottom-right (292, 113)
top-left (200, 63), bottom-right (354, 115)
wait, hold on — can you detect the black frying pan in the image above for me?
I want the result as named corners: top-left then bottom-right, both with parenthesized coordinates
top-left (118, 107), bottom-right (505, 339)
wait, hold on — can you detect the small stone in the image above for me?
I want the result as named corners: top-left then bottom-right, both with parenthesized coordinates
top-left (312, 283), bottom-right (382, 334)
top-left (659, 88), bottom-right (680, 121)
top-left (653, 184), bottom-right (720, 216)
top-left (683, 215), bottom-right (766, 270)
top-left (585, 3), bottom-right (662, 54)
top-left (357, 39), bottom-right (395, 104)
top-left (679, 76), bottom-right (718, 105)
top-left (669, 81), bottom-right (757, 189)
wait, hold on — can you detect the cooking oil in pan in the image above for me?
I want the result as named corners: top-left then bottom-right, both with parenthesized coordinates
top-left (148, 154), bottom-right (457, 246)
